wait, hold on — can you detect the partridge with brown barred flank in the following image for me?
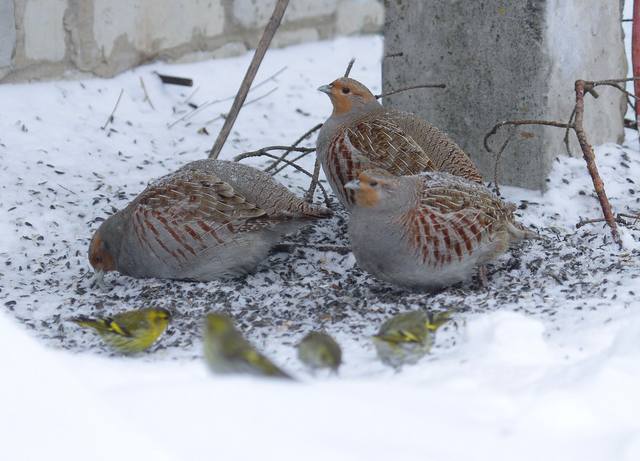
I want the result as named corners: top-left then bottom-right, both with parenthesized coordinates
top-left (89, 160), bottom-right (332, 282)
top-left (317, 77), bottom-right (483, 208)
top-left (344, 170), bottom-right (534, 290)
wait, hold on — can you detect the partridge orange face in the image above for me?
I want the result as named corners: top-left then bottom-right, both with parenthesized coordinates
top-left (344, 171), bottom-right (391, 208)
top-left (318, 77), bottom-right (376, 115)
top-left (88, 232), bottom-right (116, 273)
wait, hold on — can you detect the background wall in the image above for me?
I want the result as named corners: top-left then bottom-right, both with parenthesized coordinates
top-left (0, 0), bottom-right (384, 82)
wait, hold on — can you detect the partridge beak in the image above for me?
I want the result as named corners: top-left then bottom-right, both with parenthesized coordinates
top-left (317, 84), bottom-right (332, 95)
top-left (92, 270), bottom-right (107, 290)
top-left (344, 179), bottom-right (360, 190)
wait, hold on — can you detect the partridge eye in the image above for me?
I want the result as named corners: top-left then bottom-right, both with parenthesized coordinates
top-left (369, 181), bottom-right (378, 187)
top-left (341, 87), bottom-right (350, 94)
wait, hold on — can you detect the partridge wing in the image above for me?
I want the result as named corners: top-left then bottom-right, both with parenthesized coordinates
top-left (403, 176), bottom-right (512, 266)
top-left (130, 169), bottom-right (269, 268)
top-left (345, 117), bottom-right (436, 175)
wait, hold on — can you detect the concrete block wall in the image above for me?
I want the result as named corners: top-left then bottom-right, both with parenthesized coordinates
top-left (0, 0), bottom-right (384, 82)
top-left (382, 0), bottom-right (627, 190)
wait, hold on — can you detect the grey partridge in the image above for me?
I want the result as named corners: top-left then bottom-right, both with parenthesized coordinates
top-left (345, 169), bottom-right (534, 290)
top-left (89, 160), bottom-right (332, 282)
top-left (317, 77), bottom-right (483, 208)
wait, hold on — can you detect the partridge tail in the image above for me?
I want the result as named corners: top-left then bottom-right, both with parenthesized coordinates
top-left (297, 201), bottom-right (333, 219)
top-left (507, 221), bottom-right (542, 241)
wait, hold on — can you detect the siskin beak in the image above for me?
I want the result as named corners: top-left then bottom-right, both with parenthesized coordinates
top-left (317, 84), bottom-right (332, 95)
top-left (344, 179), bottom-right (360, 190)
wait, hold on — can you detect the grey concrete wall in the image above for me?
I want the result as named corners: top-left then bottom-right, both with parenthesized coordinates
top-left (0, 0), bottom-right (16, 79)
top-left (382, 0), bottom-right (627, 190)
top-left (0, 0), bottom-right (383, 82)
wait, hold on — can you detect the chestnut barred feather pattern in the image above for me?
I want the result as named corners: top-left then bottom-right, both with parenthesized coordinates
top-left (399, 173), bottom-right (515, 268)
top-left (325, 115), bottom-right (436, 205)
top-left (131, 169), bottom-right (272, 268)
top-left (387, 111), bottom-right (484, 184)
top-left (91, 160), bottom-right (331, 281)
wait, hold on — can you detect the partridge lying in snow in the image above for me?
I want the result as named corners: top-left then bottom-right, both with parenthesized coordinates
top-left (89, 160), bottom-right (332, 282)
top-left (317, 77), bottom-right (482, 208)
top-left (345, 170), bottom-right (534, 291)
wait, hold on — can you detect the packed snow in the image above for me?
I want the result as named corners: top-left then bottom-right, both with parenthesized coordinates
top-left (1, 34), bottom-right (639, 460)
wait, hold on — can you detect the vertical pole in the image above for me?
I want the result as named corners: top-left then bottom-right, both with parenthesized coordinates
top-left (632, 0), bottom-right (640, 128)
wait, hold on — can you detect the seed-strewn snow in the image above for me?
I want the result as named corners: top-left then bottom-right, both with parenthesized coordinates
top-left (1, 35), bottom-right (639, 460)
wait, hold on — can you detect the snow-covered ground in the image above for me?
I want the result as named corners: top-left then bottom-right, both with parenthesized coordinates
top-left (1, 35), bottom-right (640, 460)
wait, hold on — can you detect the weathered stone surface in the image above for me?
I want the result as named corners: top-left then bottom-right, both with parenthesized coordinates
top-left (336, 0), bottom-right (384, 35)
top-left (0, 0), bottom-right (16, 75)
top-left (271, 27), bottom-right (319, 48)
top-left (93, 0), bottom-right (225, 58)
top-left (233, 0), bottom-right (338, 29)
top-left (24, 0), bottom-right (67, 61)
top-left (2, 0), bottom-right (382, 82)
top-left (382, 0), bottom-right (626, 190)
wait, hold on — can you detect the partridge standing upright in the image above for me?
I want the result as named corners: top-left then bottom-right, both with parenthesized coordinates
top-left (344, 170), bottom-right (534, 290)
top-left (88, 160), bottom-right (332, 282)
top-left (317, 77), bottom-right (483, 208)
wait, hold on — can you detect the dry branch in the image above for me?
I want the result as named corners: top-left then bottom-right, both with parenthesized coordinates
top-left (265, 123), bottom-right (323, 173)
top-left (304, 157), bottom-right (322, 203)
top-left (233, 146), bottom-right (331, 207)
top-left (484, 78), bottom-right (627, 248)
top-left (376, 83), bottom-right (446, 99)
top-left (573, 79), bottom-right (621, 247)
top-left (209, 0), bottom-right (290, 159)
top-left (101, 89), bottom-right (124, 130)
top-left (139, 77), bottom-right (155, 111)
top-left (344, 58), bottom-right (356, 78)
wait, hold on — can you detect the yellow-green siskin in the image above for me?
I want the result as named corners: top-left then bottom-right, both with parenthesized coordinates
top-left (297, 331), bottom-right (342, 373)
top-left (372, 310), bottom-right (451, 369)
top-left (71, 307), bottom-right (171, 354)
top-left (203, 313), bottom-right (292, 379)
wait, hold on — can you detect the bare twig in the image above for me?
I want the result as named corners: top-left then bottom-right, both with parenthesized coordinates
top-left (251, 66), bottom-right (287, 92)
top-left (574, 80), bottom-right (621, 247)
top-left (484, 119), bottom-right (574, 154)
top-left (235, 148), bottom-right (331, 206)
top-left (101, 89), bottom-right (124, 130)
top-left (563, 107), bottom-right (577, 155)
top-left (169, 68), bottom-right (286, 129)
top-left (376, 83), bottom-right (446, 99)
top-left (576, 213), bottom-right (638, 229)
top-left (139, 77), bottom-right (155, 111)
top-left (492, 128), bottom-right (515, 195)
top-left (265, 123), bottom-right (323, 172)
top-left (209, 0), bottom-right (290, 159)
top-left (234, 145), bottom-right (315, 162)
top-left (385, 52), bottom-right (404, 58)
top-left (624, 118), bottom-right (638, 130)
top-left (344, 58), bottom-right (356, 78)
top-left (271, 148), bottom-right (316, 175)
top-left (304, 157), bottom-right (322, 203)
top-left (243, 87), bottom-right (278, 106)
top-left (483, 77), bottom-right (630, 248)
